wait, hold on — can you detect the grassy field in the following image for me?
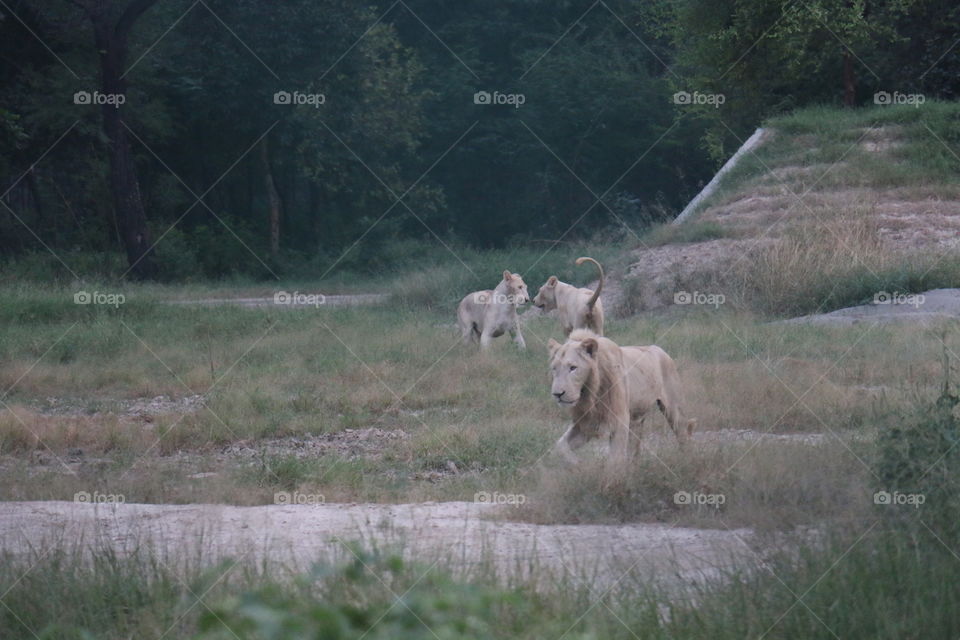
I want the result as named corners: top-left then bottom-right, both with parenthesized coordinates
top-left (3, 250), bottom-right (959, 639)
top-left (0, 272), bottom-right (952, 527)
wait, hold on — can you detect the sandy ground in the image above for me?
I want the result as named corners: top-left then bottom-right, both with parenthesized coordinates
top-left (0, 499), bottom-right (756, 592)
top-left (167, 293), bottom-right (389, 308)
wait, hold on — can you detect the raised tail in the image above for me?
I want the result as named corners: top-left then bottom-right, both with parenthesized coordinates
top-left (575, 256), bottom-right (604, 310)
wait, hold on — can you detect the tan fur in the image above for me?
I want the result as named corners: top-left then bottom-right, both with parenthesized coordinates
top-left (547, 330), bottom-right (694, 463)
top-left (546, 330), bottom-right (630, 463)
top-left (620, 344), bottom-right (696, 445)
top-left (532, 257), bottom-right (604, 336)
top-left (457, 271), bottom-right (529, 350)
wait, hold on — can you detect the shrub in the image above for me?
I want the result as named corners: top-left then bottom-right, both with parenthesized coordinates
top-left (875, 349), bottom-right (960, 533)
top-left (196, 550), bottom-right (533, 640)
top-left (641, 221), bottom-right (728, 247)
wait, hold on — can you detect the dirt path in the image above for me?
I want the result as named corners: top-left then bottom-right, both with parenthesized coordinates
top-left (167, 293), bottom-right (388, 308)
top-left (0, 501), bottom-right (755, 591)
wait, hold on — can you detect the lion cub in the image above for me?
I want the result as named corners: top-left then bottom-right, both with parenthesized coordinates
top-left (457, 271), bottom-right (530, 350)
top-left (533, 257), bottom-right (604, 336)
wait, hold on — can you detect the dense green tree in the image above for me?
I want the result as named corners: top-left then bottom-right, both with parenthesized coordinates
top-left (671, 0), bottom-right (960, 159)
top-left (2, 0), bottom-right (958, 280)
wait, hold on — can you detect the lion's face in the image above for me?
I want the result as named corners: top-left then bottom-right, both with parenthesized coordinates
top-left (547, 336), bottom-right (597, 406)
top-left (532, 276), bottom-right (558, 311)
top-left (504, 272), bottom-right (530, 305)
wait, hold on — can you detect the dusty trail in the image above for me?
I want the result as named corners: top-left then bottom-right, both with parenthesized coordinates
top-left (0, 500), bottom-right (754, 591)
top-left (167, 293), bottom-right (388, 308)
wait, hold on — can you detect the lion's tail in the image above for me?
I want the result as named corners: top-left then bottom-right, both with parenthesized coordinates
top-left (575, 257), bottom-right (604, 310)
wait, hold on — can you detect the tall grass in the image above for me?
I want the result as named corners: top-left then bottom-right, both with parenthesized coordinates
top-left (731, 215), bottom-right (960, 316)
top-left (523, 437), bottom-right (870, 530)
top-left (640, 221), bottom-right (730, 246)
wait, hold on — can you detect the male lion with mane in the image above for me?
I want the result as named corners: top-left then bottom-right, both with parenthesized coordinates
top-left (547, 329), bottom-right (694, 463)
top-left (547, 330), bottom-right (630, 464)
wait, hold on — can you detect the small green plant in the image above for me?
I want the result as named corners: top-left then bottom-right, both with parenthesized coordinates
top-left (641, 221), bottom-right (728, 247)
top-left (875, 341), bottom-right (960, 531)
top-left (196, 550), bottom-right (532, 640)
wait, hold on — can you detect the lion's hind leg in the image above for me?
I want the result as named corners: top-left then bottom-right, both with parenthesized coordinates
top-left (657, 398), bottom-right (690, 445)
top-left (626, 415), bottom-right (646, 458)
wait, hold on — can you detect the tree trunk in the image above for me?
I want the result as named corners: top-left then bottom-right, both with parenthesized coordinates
top-left (26, 168), bottom-right (44, 228)
top-left (842, 49), bottom-right (856, 107)
top-left (308, 180), bottom-right (323, 254)
top-left (261, 136), bottom-right (282, 256)
top-left (88, 0), bottom-right (159, 279)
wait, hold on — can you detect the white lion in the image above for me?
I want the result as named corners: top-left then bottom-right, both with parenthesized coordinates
top-left (547, 330), bottom-right (694, 463)
top-left (532, 257), bottom-right (604, 336)
top-left (457, 271), bottom-right (530, 350)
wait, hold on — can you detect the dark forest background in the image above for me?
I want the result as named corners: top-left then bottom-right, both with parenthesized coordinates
top-left (2, 0), bottom-right (958, 281)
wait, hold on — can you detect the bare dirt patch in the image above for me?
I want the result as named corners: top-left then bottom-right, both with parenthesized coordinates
top-left (619, 239), bottom-right (773, 311)
top-left (36, 394), bottom-right (206, 419)
top-left (168, 294), bottom-right (388, 308)
top-left (220, 428), bottom-right (410, 462)
top-left (691, 429), bottom-right (826, 446)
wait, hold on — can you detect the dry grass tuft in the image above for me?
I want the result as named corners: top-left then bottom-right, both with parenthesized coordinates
top-left (521, 434), bottom-right (870, 531)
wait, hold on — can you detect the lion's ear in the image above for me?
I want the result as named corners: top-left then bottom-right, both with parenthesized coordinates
top-left (547, 276), bottom-right (558, 287)
top-left (503, 270), bottom-right (512, 281)
top-left (547, 338), bottom-right (561, 355)
top-left (580, 338), bottom-right (598, 358)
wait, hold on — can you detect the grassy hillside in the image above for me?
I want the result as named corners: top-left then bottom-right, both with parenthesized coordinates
top-left (626, 102), bottom-right (960, 316)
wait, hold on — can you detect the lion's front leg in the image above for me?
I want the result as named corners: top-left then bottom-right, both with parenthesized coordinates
top-left (607, 420), bottom-right (630, 466)
top-left (479, 327), bottom-right (495, 350)
top-left (509, 324), bottom-right (526, 350)
top-left (602, 401), bottom-right (632, 468)
top-left (554, 423), bottom-right (586, 464)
